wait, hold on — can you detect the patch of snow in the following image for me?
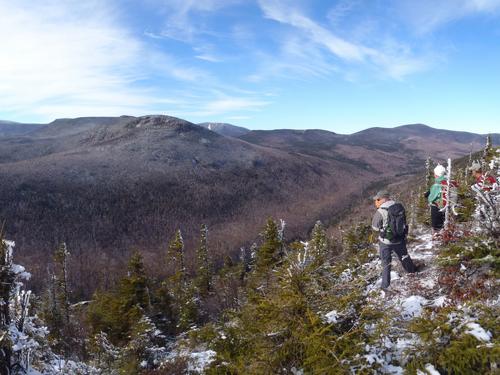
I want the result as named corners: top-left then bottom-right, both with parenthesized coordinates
top-left (400, 295), bottom-right (428, 319)
top-left (420, 278), bottom-right (436, 289)
top-left (432, 296), bottom-right (447, 307)
top-left (291, 367), bottom-right (304, 375)
top-left (364, 352), bottom-right (382, 365)
top-left (188, 350), bottom-right (216, 373)
top-left (339, 268), bottom-right (353, 282)
top-left (465, 322), bottom-right (492, 342)
top-left (417, 363), bottom-right (441, 374)
top-left (324, 310), bottom-right (338, 324)
top-left (382, 364), bottom-right (404, 374)
top-left (460, 263), bottom-right (466, 272)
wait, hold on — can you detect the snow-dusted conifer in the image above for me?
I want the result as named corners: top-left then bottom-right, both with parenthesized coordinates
top-left (195, 224), bottom-right (211, 296)
top-left (256, 218), bottom-right (282, 273)
top-left (43, 242), bottom-right (74, 355)
top-left (417, 157), bottom-right (434, 225)
top-left (53, 242), bottom-right (70, 325)
top-left (0, 231), bottom-right (15, 373)
top-left (166, 230), bottom-right (197, 331)
top-left (118, 315), bottom-right (167, 373)
top-left (472, 148), bottom-right (500, 240)
top-left (0, 232), bottom-right (55, 374)
top-left (310, 220), bottom-right (328, 259)
top-left (444, 158), bottom-right (452, 231)
top-left (167, 229), bottom-right (186, 285)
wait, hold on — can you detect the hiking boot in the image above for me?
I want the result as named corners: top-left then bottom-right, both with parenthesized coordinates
top-left (412, 260), bottom-right (425, 273)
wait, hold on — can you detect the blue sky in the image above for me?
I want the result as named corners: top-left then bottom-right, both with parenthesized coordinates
top-left (1, 0), bottom-right (499, 134)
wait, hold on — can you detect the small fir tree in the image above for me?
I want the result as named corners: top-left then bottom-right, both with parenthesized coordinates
top-left (166, 229), bottom-right (198, 332)
top-left (195, 224), bottom-right (211, 296)
top-left (417, 157), bottom-right (434, 226)
top-left (43, 242), bottom-right (74, 355)
top-left (167, 229), bottom-right (186, 286)
top-left (255, 218), bottom-right (282, 274)
top-left (53, 242), bottom-right (70, 325)
top-left (0, 228), bottom-right (15, 374)
top-left (310, 220), bottom-right (328, 260)
top-left (88, 251), bottom-right (151, 346)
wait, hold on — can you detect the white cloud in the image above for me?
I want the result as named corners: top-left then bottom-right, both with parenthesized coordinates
top-left (259, 0), bottom-right (371, 62)
top-left (0, 0), bottom-right (214, 121)
top-left (155, 0), bottom-right (241, 42)
top-left (257, 0), bottom-right (430, 79)
top-left (397, 0), bottom-right (500, 34)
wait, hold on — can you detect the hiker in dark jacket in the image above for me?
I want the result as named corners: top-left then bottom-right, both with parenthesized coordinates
top-left (371, 190), bottom-right (416, 290)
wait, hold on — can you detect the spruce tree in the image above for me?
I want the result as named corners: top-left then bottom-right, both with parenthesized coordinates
top-left (417, 157), bottom-right (434, 226)
top-left (43, 242), bottom-right (73, 355)
top-left (0, 227), bottom-right (14, 374)
top-left (167, 229), bottom-right (186, 285)
top-left (88, 251), bottom-right (151, 345)
top-left (166, 230), bottom-right (197, 331)
top-left (310, 220), bottom-right (328, 260)
top-left (54, 243), bottom-right (70, 325)
top-left (195, 224), bottom-right (211, 296)
top-left (120, 250), bottom-right (150, 312)
top-left (256, 218), bottom-right (282, 273)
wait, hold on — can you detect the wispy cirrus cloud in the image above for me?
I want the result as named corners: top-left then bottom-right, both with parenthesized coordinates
top-left (396, 0), bottom-right (500, 34)
top-left (0, 0), bottom-right (225, 121)
top-left (0, 1), bottom-right (193, 120)
top-left (257, 0), bottom-right (431, 79)
top-left (153, 0), bottom-right (241, 42)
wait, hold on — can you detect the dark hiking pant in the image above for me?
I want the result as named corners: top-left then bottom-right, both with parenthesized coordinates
top-left (431, 205), bottom-right (445, 230)
top-left (379, 240), bottom-right (416, 289)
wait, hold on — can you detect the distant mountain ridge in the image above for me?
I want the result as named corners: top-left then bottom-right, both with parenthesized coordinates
top-left (0, 120), bottom-right (43, 137)
top-left (0, 115), bottom-right (498, 295)
top-left (198, 122), bottom-right (250, 137)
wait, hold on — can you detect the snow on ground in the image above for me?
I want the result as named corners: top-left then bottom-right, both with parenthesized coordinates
top-left (324, 310), bottom-right (338, 323)
top-left (417, 363), bottom-right (441, 375)
top-left (399, 295), bottom-right (428, 319)
top-left (361, 229), bottom-right (452, 373)
top-left (187, 350), bottom-right (217, 373)
top-left (465, 322), bottom-right (492, 342)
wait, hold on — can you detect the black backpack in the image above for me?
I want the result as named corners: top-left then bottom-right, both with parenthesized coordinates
top-left (380, 203), bottom-right (408, 242)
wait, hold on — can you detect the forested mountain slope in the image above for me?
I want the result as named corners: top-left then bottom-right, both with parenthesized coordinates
top-left (0, 115), bottom-right (498, 296)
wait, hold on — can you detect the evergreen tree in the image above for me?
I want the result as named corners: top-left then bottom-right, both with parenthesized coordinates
top-left (43, 242), bottom-right (73, 355)
top-left (0, 227), bottom-right (14, 374)
top-left (255, 218), bottom-right (282, 273)
top-left (118, 316), bottom-right (167, 374)
top-left (483, 134), bottom-right (493, 160)
top-left (120, 250), bottom-right (151, 312)
top-left (417, 157), bottom-right (434, 226)
top-left (88, 251), bottom-right (151, 345)
top-left (238, 247), bottom-right (249, 281)
top-left (0, 230), bottom-right (55, 374)
top-left (195, 224), bottom-right (211, 296)
top-left (167, 229), bottom-right (186, 285)
top-left (310, 220), bottom-right (328, 260)
top-left (53, 242), bottom-right (70, 325)
top-left (166, 230), bottom-right (197, 332)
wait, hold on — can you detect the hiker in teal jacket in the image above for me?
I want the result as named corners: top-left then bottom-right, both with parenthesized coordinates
top-left (427, 165), bottom-right (448, 236)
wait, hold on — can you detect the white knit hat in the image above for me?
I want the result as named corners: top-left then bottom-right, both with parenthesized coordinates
top-left (434, 164), bottom-right (446, 177)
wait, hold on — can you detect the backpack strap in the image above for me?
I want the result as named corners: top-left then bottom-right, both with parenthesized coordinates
top-left (378, 207), bottom-right (389, 238)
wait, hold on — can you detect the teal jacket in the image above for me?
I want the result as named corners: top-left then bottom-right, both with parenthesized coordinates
top-left (428, 175), bottom-right (446, 205)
